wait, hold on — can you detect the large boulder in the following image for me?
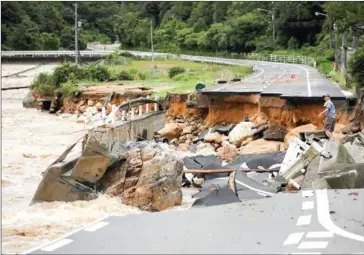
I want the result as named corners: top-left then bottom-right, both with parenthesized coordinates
top-left (157, 123), bottom-right (184, 141)
top-left (239, 139), bottom-right (284, 155)
top-left (284, 124), bottom-right (318, 149)
top-left (103, 142), bottom-right (184, 211)
top-left (228, 121), bottom-right (253, 146)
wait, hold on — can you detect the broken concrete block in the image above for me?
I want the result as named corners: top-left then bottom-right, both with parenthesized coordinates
top-left (324, 170), bottom-right (358, 189)
top-left (318, 140), bottom-right (356, 175)
top-left (344, 139), bottom-right (364, 163)
top-left (71, 136), bottom-right (111, 182)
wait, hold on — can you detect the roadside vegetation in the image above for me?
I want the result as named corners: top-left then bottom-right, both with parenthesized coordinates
top-left (3, 1), bottom-right (363, 96)
top-left (31, 52), bottom-right (252, 98)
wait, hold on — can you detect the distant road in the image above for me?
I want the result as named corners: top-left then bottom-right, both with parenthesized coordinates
top-left (1, 50), bottom-right (354, 100)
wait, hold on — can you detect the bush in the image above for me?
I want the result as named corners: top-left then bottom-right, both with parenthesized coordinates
top-left (60, 82), bottom-right (81, 97)
top-left (118, 70), bottom-right (134, 80)
top-left (137, 72), bottom-right (147, 80)
top-left (31, 72), bottom-right (56, 97)
top-left (86, 65), bottom-right (110, 82)
top-left (52, 62), bottom-right (86, 86)
top-left (129, 68), bottom-right (138, 77)
top-left (172, 72), bottom-right (198, 81)
top-left (169, 66), bottom-right (185, 78)
top-left (119, 51), bottom-right (141, 60)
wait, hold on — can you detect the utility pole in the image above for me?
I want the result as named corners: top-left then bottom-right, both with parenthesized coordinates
top-left (315, 12), bottom-right (332, 49)
top-left (258, 3), bottom-right (275, 45)
top-left (272, 1), bottom-right (275, 43)
top-left (334, 23), bottom-right (339, 67)
top-left (150, 19), bottom-right (155, 78)
top-left (74, 3), bottom-right (79, 66)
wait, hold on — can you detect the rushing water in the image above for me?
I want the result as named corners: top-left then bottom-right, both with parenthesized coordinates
top-left (1, 63), bottom-right (195, 254)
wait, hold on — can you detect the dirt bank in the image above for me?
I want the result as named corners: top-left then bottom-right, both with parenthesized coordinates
top-left (167, 93), bottom-right (352, 131)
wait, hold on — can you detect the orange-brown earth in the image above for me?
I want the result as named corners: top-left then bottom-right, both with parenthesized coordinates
top-left (167, 93), bottom-right (353, 132)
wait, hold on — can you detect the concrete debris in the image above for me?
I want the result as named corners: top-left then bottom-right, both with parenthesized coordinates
top-left (280, 137), bottom-right (325, 181)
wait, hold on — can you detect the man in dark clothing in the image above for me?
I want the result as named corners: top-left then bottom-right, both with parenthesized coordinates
top-left (319, 94), bottom-right (336, 139)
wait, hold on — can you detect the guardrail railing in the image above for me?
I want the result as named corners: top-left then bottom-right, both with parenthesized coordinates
top-left (1, 47), bottom-right (317, 68)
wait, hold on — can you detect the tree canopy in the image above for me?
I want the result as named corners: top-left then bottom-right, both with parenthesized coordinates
top-left (2, 1), bottom-right (363, 53)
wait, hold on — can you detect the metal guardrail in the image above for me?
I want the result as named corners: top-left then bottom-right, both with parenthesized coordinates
top-left (1, 47), bottom-right (317, 68)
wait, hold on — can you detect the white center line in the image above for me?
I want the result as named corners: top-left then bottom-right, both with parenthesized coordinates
top-left (297, 215), bottom-right (312, 226)
top-left (297, 241), bottom-right (329, 249)
top-left (84, 221), bottom-right (109, 232)
top-left (283, 232), bottom-right (305, 245)
top-left (41, 239), bottom-right (73, 252)
top-left (302, 201), bottom-right (314, 210)
top-left (306, 231), bottom-right (334, 238)
top-left (302, 190), bottom-right (314, 197)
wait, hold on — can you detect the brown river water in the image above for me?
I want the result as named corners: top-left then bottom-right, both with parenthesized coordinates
top-left (1, 62), bottom-right (194, 254)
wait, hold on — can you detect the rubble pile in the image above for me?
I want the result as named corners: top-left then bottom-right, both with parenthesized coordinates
top-left (176, 119), bottom-right (364, 208)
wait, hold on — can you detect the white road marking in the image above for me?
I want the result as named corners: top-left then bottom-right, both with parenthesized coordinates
top-left (302, 190), bottom-right (314, 197)
top-left (215, 177), bottom-right (275, 196)
top-left (290, 64), bottom-right (311, 97)
top-left (283, 232), bottom-right (305, 245)
top-left (306, 231), bottom-right (334, 238)
top-left (316, 189), bottom-right (364, 242)
top-left (302, 201), bottom-right (314, 210)
top-left (297, 241), bottom-right (329, 249)
top-left (84, 221), bottom-right (109, 232)
top-left (41, 239), bottom-right (73, 252)
top-left (297, 215), bottom-right (312, 226)
top-left (20, 215), bottom-right (112, 254)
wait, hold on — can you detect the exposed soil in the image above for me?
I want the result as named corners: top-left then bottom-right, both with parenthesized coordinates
top-left (168, 93), bottom-right (353, 132)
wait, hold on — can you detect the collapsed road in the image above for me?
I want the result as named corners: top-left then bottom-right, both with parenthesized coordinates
top-left (4, 50), bottom-right (363, 254)
top-left (23, 189), bottom-right (364, 254)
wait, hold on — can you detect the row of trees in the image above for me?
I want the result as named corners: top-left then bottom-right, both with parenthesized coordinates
top-left (3, 1), bottom-right (362, 52)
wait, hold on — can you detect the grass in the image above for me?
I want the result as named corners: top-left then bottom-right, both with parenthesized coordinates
top-left (101, 58), bottom-right (253, 97)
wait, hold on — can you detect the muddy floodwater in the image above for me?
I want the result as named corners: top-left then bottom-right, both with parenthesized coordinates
top-left (1, 62), bottom-right (193, 254)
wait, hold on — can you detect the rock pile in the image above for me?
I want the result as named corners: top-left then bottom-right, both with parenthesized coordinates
top-left (101, 142), bottom-right (184, 211)
top-left (157, 117), bottom-right (288, 161)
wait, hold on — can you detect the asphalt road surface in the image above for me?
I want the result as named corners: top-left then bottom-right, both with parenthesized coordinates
top-left (24, 189), bottom-right (364, 254)
top-left (202, 60), bottom-right (352, 100)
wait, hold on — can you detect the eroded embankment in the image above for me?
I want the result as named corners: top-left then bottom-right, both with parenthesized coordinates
top-left (167, 93), bottom-right (353, 130)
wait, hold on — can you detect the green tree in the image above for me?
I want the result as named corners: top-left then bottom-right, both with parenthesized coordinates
top-left (7, 17), bottom-right (41, 50)
top-left (40, 33), bottom-right (60, 50)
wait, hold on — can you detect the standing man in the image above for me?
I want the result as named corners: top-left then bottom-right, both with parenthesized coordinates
top-left (319, 94), bottom-right (336, 139)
